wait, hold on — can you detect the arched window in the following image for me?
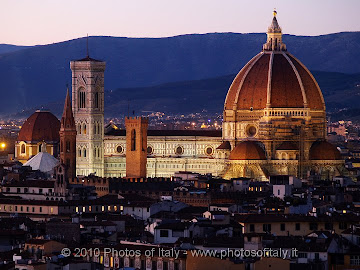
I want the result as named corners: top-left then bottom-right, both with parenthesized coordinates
top-left (95, 92), bottom-right (99, 109)
top-left (78, 148), bottom-right (82, 157)
top-left (38, 144), bottom-right (42, 153)
top-left (131, 129), bottom-right (136, 151)
top-left (83, 148), bottom-right (87, 158)
top-left (78, 89), bottom-right (86, 109)
top-left (83, 124), bottom-right (87, 135)
top-left (77, 124), bottom-right (82, 135)
top-left (21, 144), bottom-right (26, 154)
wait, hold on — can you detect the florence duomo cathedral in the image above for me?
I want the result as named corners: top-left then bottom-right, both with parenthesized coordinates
top-left (15, 11), bottom-right (345, 180)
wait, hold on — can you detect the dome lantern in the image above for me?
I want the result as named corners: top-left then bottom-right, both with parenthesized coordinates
top-left (263, 10), bottom-right (287, 51)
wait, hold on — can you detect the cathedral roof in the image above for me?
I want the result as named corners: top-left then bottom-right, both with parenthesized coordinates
top-left (229, 141), bottom-right (266, 160)
top-left (105, 129), bottom-right (222, 137)
top-left (309, 141), bottom-right (341, 160)
top-left (17, 111), bottom-right (60, 143)
top-left (276, 141), bottom-right (298, 151)
top-left (224, 11), bottom-right (325, 111)
top-left (75, 56), bottom-right (102, 62)
top-left (217, 141), bottom-right (231, 150)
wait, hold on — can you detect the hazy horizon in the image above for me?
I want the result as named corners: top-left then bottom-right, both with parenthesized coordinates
top-left (4, 30), bottom-right (360, 47)
top-left (2, 0), bottom-right (360, 46)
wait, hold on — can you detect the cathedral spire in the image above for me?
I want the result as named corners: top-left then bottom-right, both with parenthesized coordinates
top-left (263, 10), bottom-right (287, 51)
top-left (61, 86), bottom-right (75, 127)
top-left (59, 86), bottom-right (77, 180)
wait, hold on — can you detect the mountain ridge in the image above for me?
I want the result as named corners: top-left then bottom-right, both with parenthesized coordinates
top-left (8, 70), bottom-right (360, 122)
top-left (1, 32), bottom-right (360, 115)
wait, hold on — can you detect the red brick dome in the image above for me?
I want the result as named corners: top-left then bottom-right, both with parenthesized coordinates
top-left (309, 141), bottom-right (341, 160)
top-left (224, 51), bottom-right (325, 111)
top-left (17, 110), bottom-right (60, 142)
top-left (229, 141), bottom-right (266, 160)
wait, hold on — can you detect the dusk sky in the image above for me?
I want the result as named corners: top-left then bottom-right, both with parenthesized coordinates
top-left (2, 0), bottom-right (360, 46)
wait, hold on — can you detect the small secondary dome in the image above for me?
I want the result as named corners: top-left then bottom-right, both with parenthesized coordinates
top-left (229, 141), bottom-right (266, 160)
top-left (309, 141), bottom-right (341, 160)
top-left (18, 111), bottom-right (60, 142)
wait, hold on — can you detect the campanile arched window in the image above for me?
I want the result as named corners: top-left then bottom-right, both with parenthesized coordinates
top-left (78, 88), bottom-right (86, 109)
top-left (95, 92), bottom-right (99, 109)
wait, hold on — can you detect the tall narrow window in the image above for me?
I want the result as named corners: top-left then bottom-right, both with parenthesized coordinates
top-left (78, 89), bottom-right (86, 109)
top-left (78, 148), bottom-right (82, 157)
top-left (84, 148), bottom-right (87, 158)
top-left (83, 124), bottom-right (87, 135)
top-left (95, 92), bottom-right (99, 109)
top-left (131, 129), bottom-right (136, 151)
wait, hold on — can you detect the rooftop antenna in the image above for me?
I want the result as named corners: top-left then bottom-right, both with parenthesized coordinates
top-left (86, 34), bottom-right (89, 58)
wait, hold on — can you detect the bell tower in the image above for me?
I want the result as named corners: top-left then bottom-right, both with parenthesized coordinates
top-left (59, 87), bottom-right (76, 180)
top-left (70, 52), bottom-right (106, 177)
top-left (125, 117), bottom-right (148, 178)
